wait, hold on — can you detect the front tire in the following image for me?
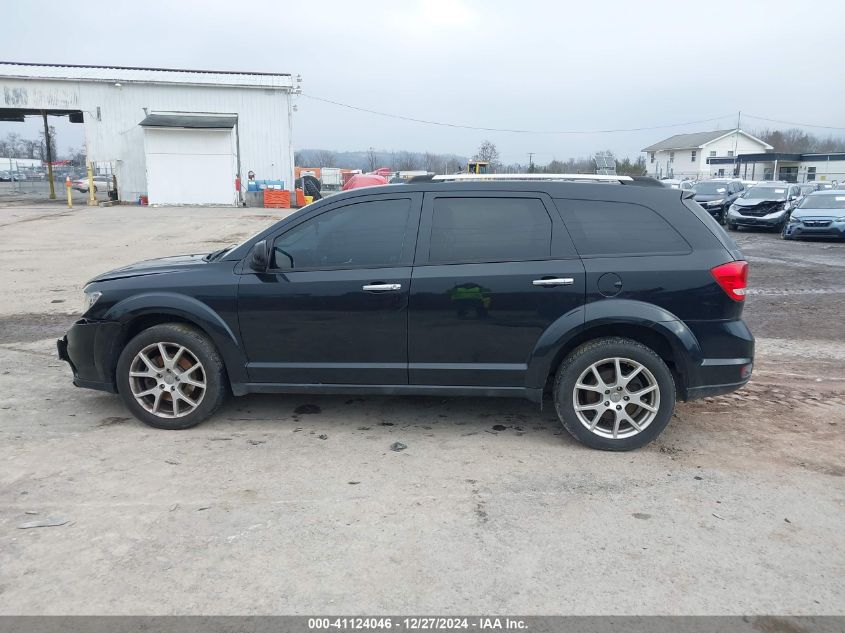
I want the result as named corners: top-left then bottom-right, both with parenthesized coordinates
top-left (116, 323), bottom-right (227, 429)
top-left (553, 337), bottom-right (676, 451)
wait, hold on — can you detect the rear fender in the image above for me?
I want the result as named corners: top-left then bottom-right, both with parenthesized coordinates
top-left (526, 299), bottom-right (702, 393)
top-left (104, 293), bottom-right (249, 389)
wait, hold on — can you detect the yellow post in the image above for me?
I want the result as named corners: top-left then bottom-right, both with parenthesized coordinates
top-left (86, 162), bottom-right (96, 206)
top-left (65, 176), bottom-right (72, 208)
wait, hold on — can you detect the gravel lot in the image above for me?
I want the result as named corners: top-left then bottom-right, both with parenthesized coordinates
top-left (0, 201), bottom-right (843, 615)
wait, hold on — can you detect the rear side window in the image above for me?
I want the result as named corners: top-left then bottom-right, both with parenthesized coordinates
top-left (428, 197), bottom-right (551, 263)
top-left (555, 199), bottom-right (690, 257)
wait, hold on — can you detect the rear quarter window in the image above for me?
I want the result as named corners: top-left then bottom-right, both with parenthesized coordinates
top-left (554, 199), bottom-right (691, 257)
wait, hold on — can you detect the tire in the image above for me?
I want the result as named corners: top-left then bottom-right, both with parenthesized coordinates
top-left (719, 209), bottom-right (727, 225)
top-left (116, 323), bottom-right (227, 429)
top-left (553, 337), bottom-right (676, 451)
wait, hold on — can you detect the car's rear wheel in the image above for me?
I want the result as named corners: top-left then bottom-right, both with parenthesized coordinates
top-left (116, 323), bottom-right (226, 429)
top-left (553, 337), bottom-right (676, 451)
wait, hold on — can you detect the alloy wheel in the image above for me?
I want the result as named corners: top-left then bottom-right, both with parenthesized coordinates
top-left (128, 342), bottom-right (207, 418)
top-left (572, 357), bottom-right (660, 439)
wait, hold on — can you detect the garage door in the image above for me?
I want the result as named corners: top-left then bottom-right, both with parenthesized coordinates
top-left (144, 128), bottom-right (237, 205)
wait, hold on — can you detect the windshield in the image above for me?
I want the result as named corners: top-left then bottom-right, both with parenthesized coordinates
top-left (797, 194), bottom-right (845, 210)
top-left (693, 182), bottom-right (728, 194)
top-left (743, 187), bottom-right (786, 199)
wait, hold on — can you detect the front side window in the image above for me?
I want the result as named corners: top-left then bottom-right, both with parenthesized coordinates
top-left (555, 200), bottom-right (690, 257)
top-left (429, 197), bottom-right (551, 264)
top-left (272, 198), bottom-right (412, 270)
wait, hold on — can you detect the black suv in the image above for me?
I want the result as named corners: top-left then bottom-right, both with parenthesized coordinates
top-left (691, 179), bottom-right (745, 224)
top-left (58, 176), bottom-right (754, 451)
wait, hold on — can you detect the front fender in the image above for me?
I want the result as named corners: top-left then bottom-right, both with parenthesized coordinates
top-left (526, 299), bottom-right (703, 391)
top-left (104, 292), bottom-right (249, 388)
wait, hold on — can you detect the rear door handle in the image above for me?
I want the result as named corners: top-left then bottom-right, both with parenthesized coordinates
top-left (532, 278), bottom-right (574, 287)
top-left (362, 283), bottom-right (402, 292)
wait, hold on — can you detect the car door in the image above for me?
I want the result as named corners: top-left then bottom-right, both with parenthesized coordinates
top-left (408, 191), bottom-right (585, 388)
top-left (237, 192), bottom-right (422, 385)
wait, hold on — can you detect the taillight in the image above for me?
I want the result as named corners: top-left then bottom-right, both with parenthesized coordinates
top-left (711, 260), bottom-right (748, 301)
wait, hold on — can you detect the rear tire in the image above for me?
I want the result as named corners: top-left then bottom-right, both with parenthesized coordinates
top-left (553, 337), bottom-right (676, 451)
top-left (116, 323), bottom-right (227, 430)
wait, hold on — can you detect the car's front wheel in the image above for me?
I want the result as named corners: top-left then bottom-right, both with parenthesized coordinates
top-left (116, 323), bottom-right (227, 429)
top-left (553, 337), bottom-right (676, 451)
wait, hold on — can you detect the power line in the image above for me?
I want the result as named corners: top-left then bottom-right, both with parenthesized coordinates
top-left (301, 93), bottom-right (734, 135)
top-left (742, 114), bottom-right (845, 131)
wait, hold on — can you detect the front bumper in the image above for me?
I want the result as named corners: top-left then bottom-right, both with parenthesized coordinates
top-left (783, 219), bottom-right (845, 239)
top-left (699, 202), bottom-right (726, 218)
top-left (727, 208), bottom-right (789, 228)
top-left (57, 318), bottom-right (123, 393)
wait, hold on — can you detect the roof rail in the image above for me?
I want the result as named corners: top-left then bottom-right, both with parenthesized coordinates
top-left (431, 173), bottom-right (633, 183)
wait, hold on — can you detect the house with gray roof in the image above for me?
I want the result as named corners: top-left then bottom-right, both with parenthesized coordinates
top-left (642, 129), bottom-right (773, 180)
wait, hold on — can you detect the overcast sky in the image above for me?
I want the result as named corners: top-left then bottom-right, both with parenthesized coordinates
top-left (3, 0), bottom-right (844, 163)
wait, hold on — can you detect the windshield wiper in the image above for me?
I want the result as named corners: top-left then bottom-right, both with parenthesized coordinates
top-left (204, 246), bottom-right (234, 262)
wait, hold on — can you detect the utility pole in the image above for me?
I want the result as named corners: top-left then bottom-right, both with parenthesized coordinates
top-left (528, 152), bottom-right (535, 173)
top-left (42, 111), bottom-right (56, 199)
top-left (732, 111), bottom-right (741, 177)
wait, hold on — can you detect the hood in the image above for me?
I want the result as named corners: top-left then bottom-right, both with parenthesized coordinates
top-left (791, 207), bottom-right (844, 220)
top-left (693, 193), bottom-right (726, 202)
top-left (88, 253), bottom-right (209, 283)
top-left (734, 195), bottom-right (786, 207)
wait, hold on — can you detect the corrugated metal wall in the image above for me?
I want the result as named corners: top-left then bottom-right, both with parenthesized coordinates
top-left (0, 74), bottom-right (294, 204)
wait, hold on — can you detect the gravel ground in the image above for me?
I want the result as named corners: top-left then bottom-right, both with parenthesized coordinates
top-left (0, 203), bottom-right (843, 615)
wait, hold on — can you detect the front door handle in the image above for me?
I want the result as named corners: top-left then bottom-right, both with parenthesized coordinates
top-left (532, 277), bottom-right (574, 287)
top-left (362, 283), bottom-right (402, 292)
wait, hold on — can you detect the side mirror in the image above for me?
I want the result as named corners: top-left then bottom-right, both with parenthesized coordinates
top-left (249, 239), bottom-right (269, 271)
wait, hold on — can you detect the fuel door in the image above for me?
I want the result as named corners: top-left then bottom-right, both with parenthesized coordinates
top-left (598, 272), bottom-right (623, 298)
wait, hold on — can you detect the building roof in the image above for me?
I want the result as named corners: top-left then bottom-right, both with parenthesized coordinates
top-left (642, 129), bottom-right (773, 152)
top-left (0, 61), bottom-right (293, 89)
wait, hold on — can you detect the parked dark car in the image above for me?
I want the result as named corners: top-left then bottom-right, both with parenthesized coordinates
top-left (691, 179), bottom-right (744, 224)
top-left (58, 176), bottom-right (754, 451)
top-left (726, 183), bottom-right (801, 231)
top-left (782, 190), bottom-right (845, 240)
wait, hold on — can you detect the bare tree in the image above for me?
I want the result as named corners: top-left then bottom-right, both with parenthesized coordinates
top-left (294, 150), bottom-right (306, 166)
top-left (396, 151), bottom-right (420, 171)
top-left (472, 140), bottom-right (500, 171)
top-left (423, 152), bottom-right (443, 173)
top-left (365, 147), bottom-right (379, 172)
top-left (445, 157), bottom-right (463, 173)
top-left (313, 150), bottom-right (336, 168)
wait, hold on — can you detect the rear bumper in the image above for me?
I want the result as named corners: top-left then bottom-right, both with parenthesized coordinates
top-left (57, 319), bottom-right (122, 393)
top-left (682, 319), bottom-right (754, 401)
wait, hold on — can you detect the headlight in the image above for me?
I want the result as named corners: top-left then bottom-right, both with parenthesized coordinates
top-left (836, 216), bottom-right (845, 222)
top-left (708, 199), bottom-right (725, 206)
top-left (82, 290), bottom-right (102, 314)
top-left (729, 204), bottom-right (740, 212)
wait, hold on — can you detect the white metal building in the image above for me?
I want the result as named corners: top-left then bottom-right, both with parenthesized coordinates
top-left (0, 62), bottom-right (296, 205)
top-left (643, 129), bottom-right (773, 180)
